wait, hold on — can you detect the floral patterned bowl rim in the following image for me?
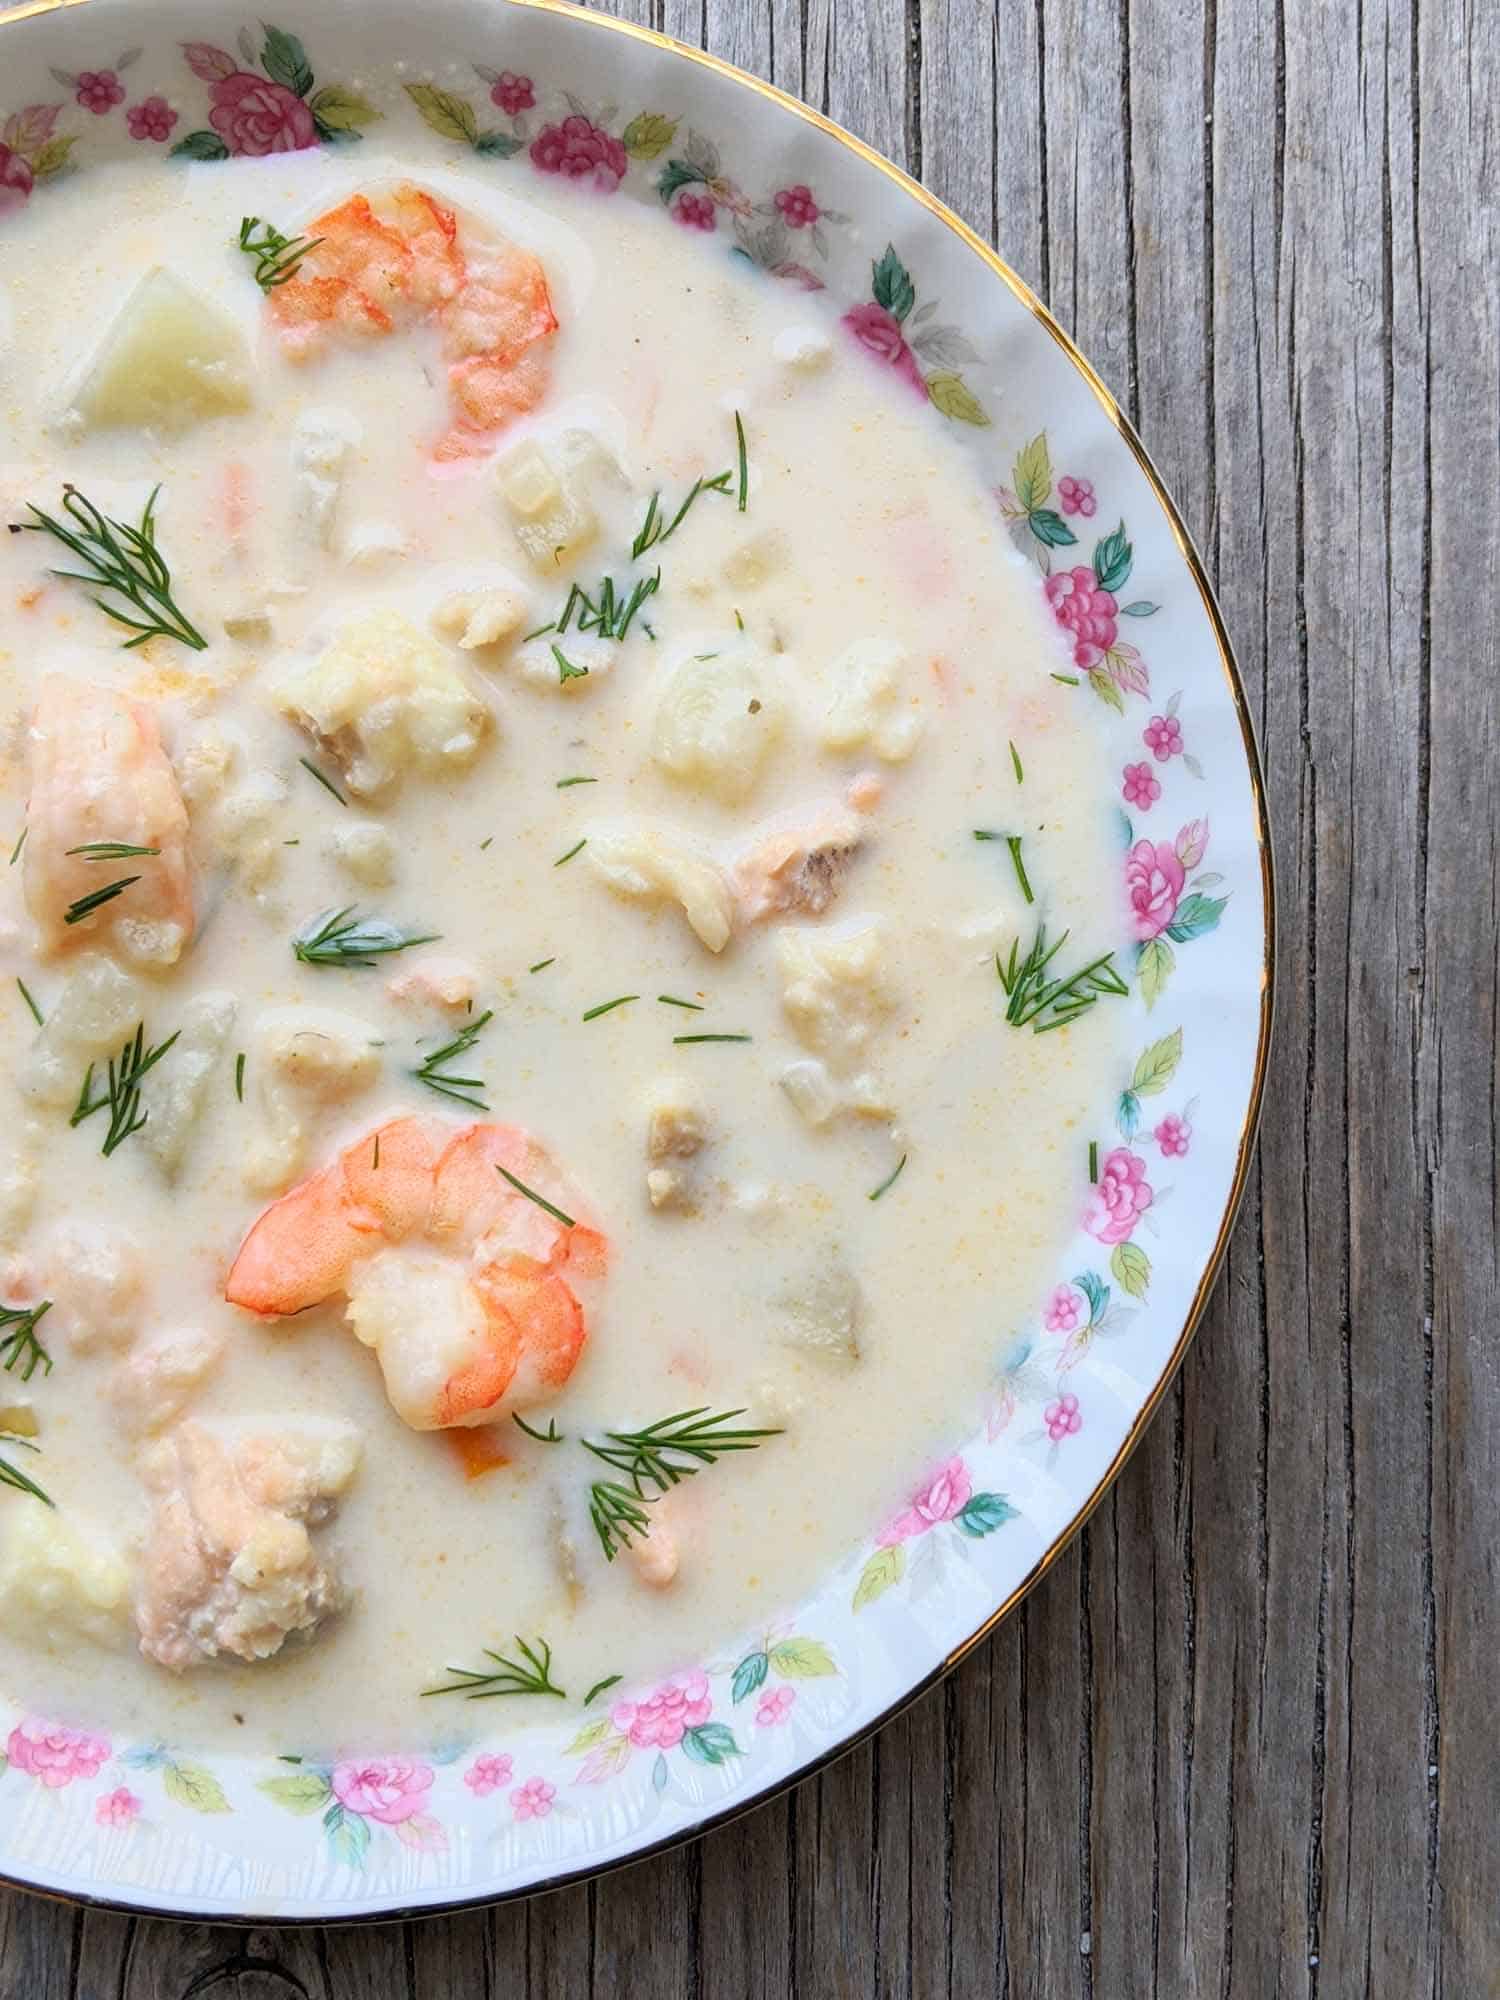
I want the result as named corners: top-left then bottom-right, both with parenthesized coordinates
top-left (0, 0), bottom-right (1273, 1923)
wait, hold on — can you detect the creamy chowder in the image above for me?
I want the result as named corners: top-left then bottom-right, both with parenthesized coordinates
top-left (0, 138), bottom-right (1127, 1752)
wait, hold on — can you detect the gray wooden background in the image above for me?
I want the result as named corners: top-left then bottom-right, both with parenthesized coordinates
top-left (4, 0), bottom-right (1495, 1992)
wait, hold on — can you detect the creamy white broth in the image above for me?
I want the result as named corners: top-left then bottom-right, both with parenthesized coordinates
top-left (0, 138), bottom-right (1125, 1752)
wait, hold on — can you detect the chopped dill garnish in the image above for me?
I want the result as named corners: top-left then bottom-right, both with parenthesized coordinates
top-left (555, 775), bottom-right (597, 789)
top-left (65, 841), bottom-right (161, 861)
top-left (298, 757), bottom-right (347, 806)
top-left (552, 643), bottom-right (589, 684)
top-left (479, 836), bottom-right (494, 850)
top-left (734, 608), bottom-right (745, 630)
top-left (631, 469), bottom-right (735, 560)
top-left (0, 1433), bottom-right (52, 1508)
top-left (995, 925), bottom-right (1129, 1033)
top-left (12, 484), bottom-right (206, 651)
top-left (974, 830), bottom-right (1033, 903)
top-left (9, 827), bottom-right (25, 866)
top-left (554, 839), bottom-right (587, 868)
top-left (672, 1032), bottom-right (751, 1045)
top-left (1010, 740), bottom-right (1024, 782)
top-left (495, 1164), bottom-right (576, 1231)
top-left (234, 1051), bottom-right (246, 1103)
top-left (1089, 1139), bottom-right (1099, 1182)
top-left (372, 1132), bottom-right (381, 1169)
top-left (15, 979), bottom-right (42, 1028)
top-left (1051, 672), bottom-right (1080, 686)
top-left (63, 875), bottom-right (141, 926)
top-left (237, 215), bottom-right (324, 289)
top-left (582, 994), bottom-right (638, 1022)
top-left (512, 1411), bottom-right (564, 1445)
top-left (411, 1008), bottom-right (493, 1110)
top-left (70, 1021), bottom-right (180, 1157)
top-left (529, 957), bottom-right (556, 974)
top-left (583, 1407), bottom-right (780, 1562)
top-left (584, 1673), bottom-right (623, 1706)
top-left (422, 1635), bottom-right (566, 1702)
top-left (523, 620), bottom-right (556, 643)
top-left (868, 1154), bottom-right (908, 1202)
top-left (657, 994), bottom-right (704, 1010)
top-left (0, 1300), bottom-right (52, 1382)
top-left (553, 569), bottom-right (661, 643)
top-left (292, 907), bottom-right (439, 969)
top-left (735, 410), bottom-right (748, 511)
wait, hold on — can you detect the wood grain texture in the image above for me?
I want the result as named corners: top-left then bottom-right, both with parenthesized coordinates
top-left (2, 0), bottom-right (1494, 1992)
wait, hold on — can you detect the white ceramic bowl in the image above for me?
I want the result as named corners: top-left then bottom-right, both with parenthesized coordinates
top-left (0, 0), bottom-right (1271, 1921)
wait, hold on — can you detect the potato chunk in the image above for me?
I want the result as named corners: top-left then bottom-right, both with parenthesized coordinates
top-left (775, 1258), bottom-right (862, 1365)
top-left (245, 1006), bottom-right (382, 1194)
top-left (652, 645), bottom-right (786, 804)
top-left (138, 991), bottom-right (238, 1179)
top-left (497, 438), bottom-right (597, 571)
top-left (0, 1499), bottom-right (130, 1648)
top-left (273, 610), bottom-right (489, 798)
top-left (20, 953), bottom-right (143, 1112)
top-left (820, 639), bottom-right (924, 763)
top-left (71, 268), bottom-right (253, 433)
top-left (777, 920), bottom-right (897, 1070)
top-left (586, 821), bottom-right (734, 953)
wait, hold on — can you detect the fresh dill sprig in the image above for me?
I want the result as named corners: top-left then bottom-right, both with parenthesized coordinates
top-left (588, 1479), bottom-right (652, 1561)
top-left (995, 924), bottom-right (1129, 1034)
top-left (292, 907), bottom-right (440, 969)
top-left (735, 410), bottom-right (748, 511)
top-left (1010, 740), bottom-right (1025, 783)
top-left (0, 1301), bottom-right (52, 1382)
top-left (411, 1009), bottom-right (493, 1110)
top-left (552, 642), bottom-right (589, 684)
top-left (65, 841), bottom-right (160, 861)
top-left (422, 1634), bottom-right (567, 1701)
top-left (237, 215), bottom-right (324, 290)
top-left (234, 1051), bottom-right (246, 1103)
top-left (657, 994), bottom-right (704, 1010)
top-left (495, 1164), bottom-right (576, 1231)
top-left (554, 839), bottom-right (587, 867)
top-left (9, 827), bottom-right (25, 866)
top-left (0, 1433), bottom-right (52, 1508)
top-left (529, 957), bottom-right (556, 974)
top-left (12, 484), bottom-right (206, 651)
top-left (584, 1673), bottom-right (623, 1706)
top-left (556, 775), bottom-right (597, 789)
top-left (672, 1032), bottom-right (751, 1045)
top-left (512, 1411), bottom-right (564, 1445)
top-left (69, 1021), bottom-right (180, 1157)
top-left (63, 875), bottom-right (141, 926)
top-left (582, 994), bottom-right (638, 1022)
top-left (868, 1155), bottom-right (908, 1202)
top-left (583, 1407), bottom-right (781, 1560)
top-left (298, 757), bottom-right (347, 806)
top-left (1089, 1139), bottom-right (1099, 1182)
top-left (15, 979), bottom-right (42, 1028)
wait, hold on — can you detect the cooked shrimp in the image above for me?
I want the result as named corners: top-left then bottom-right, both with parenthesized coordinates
top-left (268, 185), bottom-right (557, 457)
top-left (224, 1116), bottom-right (606, 1432)
top-left (24, 675), bottom-right (193, 966)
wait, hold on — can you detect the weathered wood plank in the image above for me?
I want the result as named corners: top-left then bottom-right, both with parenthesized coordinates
top-left (0, 3), bottom-right (1491, 1997)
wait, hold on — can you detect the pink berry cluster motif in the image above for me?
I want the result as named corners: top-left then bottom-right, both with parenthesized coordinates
top-left (49, 50), bottom-right (179, 146)
top-left (1121, 694), bottom-right (1200, 808)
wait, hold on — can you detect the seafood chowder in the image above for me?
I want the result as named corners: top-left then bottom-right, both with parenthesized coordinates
top-left (0, 141), bottom-right (1128, 1752)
